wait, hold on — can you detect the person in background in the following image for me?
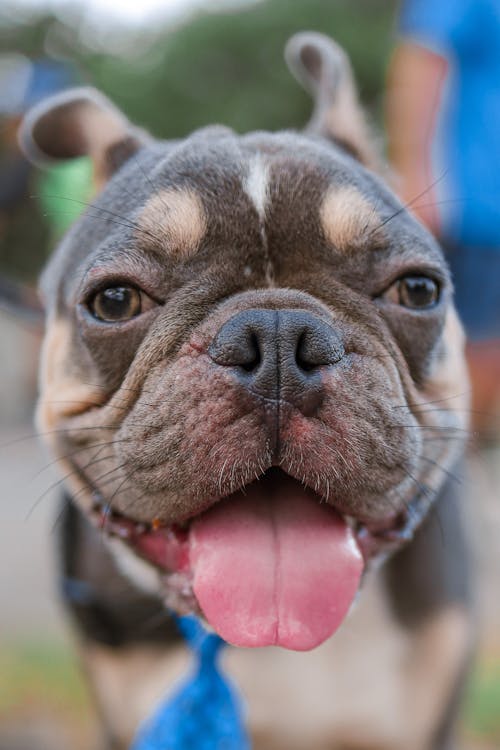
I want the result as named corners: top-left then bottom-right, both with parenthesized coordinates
top-left (0, 56), bottom-right (91, 253)
top-left (386, 0), bottom-right (500, 439)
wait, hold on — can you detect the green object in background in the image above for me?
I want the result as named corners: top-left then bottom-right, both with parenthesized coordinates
top-left (0, 640), bottom-right (89, 714)
top-left (464, 657), bottom-right (500, 742)
top-left (37, 156), bottom-right (93, 242)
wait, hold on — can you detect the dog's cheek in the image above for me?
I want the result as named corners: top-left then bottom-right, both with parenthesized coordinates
top-left (421, 307), bottom-right (469, 425)
top-left (113, 350), bottom-right (272, 520)
top-left (408, 307), bottom-right (470, 493)
top-left (37, 316), bottom-right (107, 433)
top-left (279, 355), bottom-right (420, 517)
top-left (78, 311), bottom-right (158, 393)
top-left (378, 308), bottom-right (446, 386)
top-left (35, 316), bottom-right (109, 501)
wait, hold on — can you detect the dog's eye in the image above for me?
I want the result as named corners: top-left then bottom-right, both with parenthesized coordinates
top-left (89, 286), bottom-right (143, 322)
top-left (386, 275), bottom-right (440, 310)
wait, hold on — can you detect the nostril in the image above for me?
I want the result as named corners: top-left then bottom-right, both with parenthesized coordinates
top-left (209, 309), bottom-right (344, 400)
top-left (295, 332), bottom-right (317, 372)
top-left (295, 325), bottom-right (345, 372)
top-left (239, 332), bottom-right (261, 372)
top-left (208, 317), bottom-right (267, 372)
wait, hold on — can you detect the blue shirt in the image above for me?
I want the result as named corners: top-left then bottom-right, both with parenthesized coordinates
top-left (400, 0), bottom-right (500, 247)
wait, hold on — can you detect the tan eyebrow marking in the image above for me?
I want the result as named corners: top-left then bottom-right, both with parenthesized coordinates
top-left (137, 188), bottom-right (207, 258)
top-left (319, 184), bottom-right (382, 252)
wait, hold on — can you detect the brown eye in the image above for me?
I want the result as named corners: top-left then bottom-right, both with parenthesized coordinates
top-left (386, 276), bottom-right (440, 309)
top-left (89, 286), bottom-right (142, 322)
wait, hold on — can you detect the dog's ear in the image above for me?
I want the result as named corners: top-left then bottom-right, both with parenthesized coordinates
top-left (18, 87), bottom-right (148, 186)
top-left (285, 32), bottom-right (378, 169)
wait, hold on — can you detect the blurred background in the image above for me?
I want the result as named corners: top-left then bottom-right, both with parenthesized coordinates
top-left (0, 0), bottom-right (499, 748)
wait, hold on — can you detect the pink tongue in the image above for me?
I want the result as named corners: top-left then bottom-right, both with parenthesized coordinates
top-left (189, 479), bottom-right (363, 651)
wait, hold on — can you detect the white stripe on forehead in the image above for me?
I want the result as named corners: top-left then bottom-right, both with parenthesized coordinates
top-left (242, 154), bottom-right (274, 284)
top-left (242, 155), bottom-right (270, 220)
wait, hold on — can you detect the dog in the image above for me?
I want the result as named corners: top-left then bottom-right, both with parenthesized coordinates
top-left (19, 32), bottom-right (473, 750)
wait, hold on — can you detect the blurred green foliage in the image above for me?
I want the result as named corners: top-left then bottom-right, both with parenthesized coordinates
top-left (0, 0), bottom-right (397, 281)
top-left (0, 640), bottom-right (93, 750)
top-left (0, 640), bottom-right (89, 715)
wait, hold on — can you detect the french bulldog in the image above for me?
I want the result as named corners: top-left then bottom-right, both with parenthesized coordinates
top-left (19, 32), bottom-right (473, 750)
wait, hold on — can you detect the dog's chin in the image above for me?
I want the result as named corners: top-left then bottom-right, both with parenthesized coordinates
top-left (91, 468), bottom-right (421, 651)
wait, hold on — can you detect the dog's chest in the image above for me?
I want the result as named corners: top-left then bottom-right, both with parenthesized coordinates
top-left (224, 574), bottom-right (427, 750)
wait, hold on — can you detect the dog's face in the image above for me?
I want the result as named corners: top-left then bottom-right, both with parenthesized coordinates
top-left (21, 34), bottom-right (467, 652)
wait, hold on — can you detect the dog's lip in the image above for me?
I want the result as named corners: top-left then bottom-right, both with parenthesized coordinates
top-left (354, 500), bottom-right (423, 560)
top-left (90, 470), bottom-right (420, 567)
top-left (90, 496), bottom-right (191, 571)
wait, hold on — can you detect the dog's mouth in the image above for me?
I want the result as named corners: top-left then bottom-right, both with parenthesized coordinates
top-left (92, 469), bottom-right (420, 651)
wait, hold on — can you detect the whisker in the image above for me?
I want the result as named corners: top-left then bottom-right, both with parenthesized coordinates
top-left (369, 171), bottom-right (449, 236)
top-left (59, 460), bottom-right (133, 528)
top-left (41, 209), bottom-right (162, 243)
top-left (81, 380), bottom-right (157, 396)
top-left (420, 435), bottom-right (468, 443)
top-left (43, 397), bottom-right (160, 410)
top-left (410, 198), bottom-right (465, 210)
top-left (1, 421), bottom-right (164, 449)
top-left (50, 459), bottom-right (129, 534)
top-left (99, 469), bottom-right (141, 533)
top-left (39, 193), bottom-right (164, 245)
top-left (30, 437), bottom-right (134, 481)
top-left (418, 455), bottom-right (464, 485)
top-left (135, 607), bottom-right (176, 635)
top-left (387, 423), bottom-right (470, 433)
top-left (26, 445), bottom-right (112, 521)
top-left (392, 391), bottom-right (471, 409)
top-left (406, 407), bottom-right (498, 420)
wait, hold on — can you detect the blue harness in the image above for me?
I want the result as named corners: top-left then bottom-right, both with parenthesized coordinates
top-left (131, 615), bottom-right (251, 750)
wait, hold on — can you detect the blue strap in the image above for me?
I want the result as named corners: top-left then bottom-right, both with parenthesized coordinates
top-left (130, 615), bottom-right (251, 750)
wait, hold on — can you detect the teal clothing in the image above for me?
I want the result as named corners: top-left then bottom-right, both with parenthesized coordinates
top-left (400, 0), bottom-right (500, 340)
top-left (401, 0), bottom-right (500, 248)
top-left (131, 615), bottom-right (250, 750)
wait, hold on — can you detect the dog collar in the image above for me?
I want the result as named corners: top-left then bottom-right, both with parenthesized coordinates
top-left (131, 614), bottom-right (250, 750)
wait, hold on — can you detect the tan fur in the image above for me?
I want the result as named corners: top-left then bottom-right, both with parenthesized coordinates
top-left (36, 317), bottom-right (106, 502)
top-left (324, 85), bottom-right (378, 170)
top-left (403, 308), bottom-right (469, 498)
top-left (404, 606), bottom-right (472, 748)
top-left (82, 572), bottom-right (471, 750)
top-left (136, 188), bottom-right (207, 258)
top-left (37, 317), bottom-right (105, 433)
top-left (424, 307), bottom-right (470, 423)
top-left (285, 33), bottom-right (379, 169)
top-left (229, 581), bottom-right (471, 750)
top-left (320, 185), bottom-right (382, 253)
top-left (81, 642), bottom-right (189, 748)
top-left (79, 104), bottom-right (129, 185)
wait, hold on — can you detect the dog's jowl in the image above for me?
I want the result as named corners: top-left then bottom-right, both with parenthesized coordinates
top-left (20, 33), bottom-right (473, 750)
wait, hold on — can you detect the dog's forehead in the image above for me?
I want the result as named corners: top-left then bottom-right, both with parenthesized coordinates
top-left (44, 128), bottom-right (442, 305)
top-left (137, 129), bottom-right (389, 245)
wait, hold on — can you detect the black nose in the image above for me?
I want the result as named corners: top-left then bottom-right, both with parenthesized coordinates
top-left (208, 309), bottom-right (344, 409)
